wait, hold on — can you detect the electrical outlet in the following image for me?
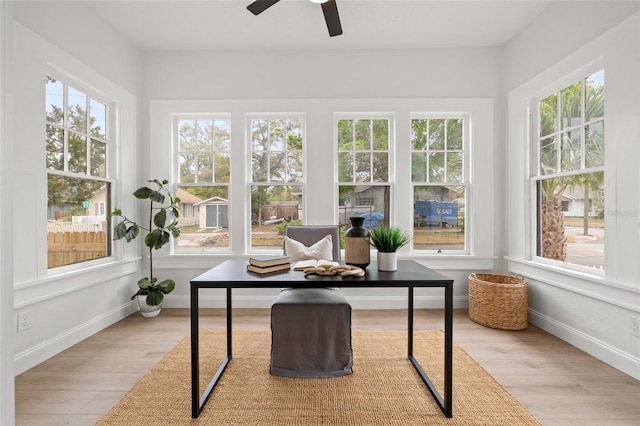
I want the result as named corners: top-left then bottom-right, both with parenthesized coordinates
top-left (17, 311), bottom-right (30, 332)
top-left (630, 316), bottom-right (640, 338)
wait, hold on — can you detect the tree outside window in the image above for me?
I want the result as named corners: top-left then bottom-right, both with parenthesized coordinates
top-left (46, 76), bottom-right (111, 269)
top-left (250, 117), bottom-right (304, 250)
top-left (175, 118), bottom-right (231, 251)
top-left (535, 70), bottom-right (605, 270)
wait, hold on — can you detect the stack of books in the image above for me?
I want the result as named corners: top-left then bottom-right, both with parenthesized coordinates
top-left (246, 255), bottom-right (291, 275)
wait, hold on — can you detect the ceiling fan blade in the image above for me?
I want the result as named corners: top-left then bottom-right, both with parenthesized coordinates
top-left (321, 0), bottom-right (343, 37)
top-left (247, 0), bottom-right (280, 16)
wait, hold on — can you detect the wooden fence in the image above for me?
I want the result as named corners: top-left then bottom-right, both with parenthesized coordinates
top-left (47, 231), bottom-right (107, 268)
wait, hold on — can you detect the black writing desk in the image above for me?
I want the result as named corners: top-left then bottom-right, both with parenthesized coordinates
top-left (190, 259), bottom-right (454, 418)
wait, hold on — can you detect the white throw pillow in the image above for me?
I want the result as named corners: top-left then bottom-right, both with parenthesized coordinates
top-left (284, 234), bottom-right (333, 261)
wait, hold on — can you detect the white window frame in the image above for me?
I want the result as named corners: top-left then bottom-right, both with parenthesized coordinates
top-left (152, 98), bottom-right (494, 271)
top-left (410, 113), bottom-right (471, 254)
top-left (246, 113), bottom-right (306, 253)
top-left (45, 69), bottom-right (116, 274)
top-left (528, 63), bottom-right (606, 278)
top-left (335, 113), bottom-right (394, 229)
top-left (173, 114), bottom-right (232, 254)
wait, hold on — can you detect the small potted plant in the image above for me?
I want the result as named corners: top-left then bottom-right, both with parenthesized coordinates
top-left (111, 179), bottom-right (181, 317)
top-left (368, 226), bottom-right (411, 271)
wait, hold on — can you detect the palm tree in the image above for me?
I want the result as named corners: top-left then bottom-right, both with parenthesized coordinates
top-left (537, 72), bottom-right (604, 261)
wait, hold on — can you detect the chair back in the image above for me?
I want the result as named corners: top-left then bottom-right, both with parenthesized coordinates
top-left (284, 225), bottom-right (341, 262)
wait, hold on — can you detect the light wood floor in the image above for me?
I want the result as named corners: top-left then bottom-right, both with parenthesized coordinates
top-left (15, 309), bottom-right (640, 425)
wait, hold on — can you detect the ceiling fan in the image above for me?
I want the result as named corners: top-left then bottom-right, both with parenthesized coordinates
top-left (247, 0), bottom-right (343, 37)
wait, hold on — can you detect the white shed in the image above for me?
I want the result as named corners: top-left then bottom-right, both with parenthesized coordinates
top-left (193, 196), bottom-right (229, 228)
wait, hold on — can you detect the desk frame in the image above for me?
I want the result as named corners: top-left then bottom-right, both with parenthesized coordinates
top-left (190, 260), bottom-right (453, 418)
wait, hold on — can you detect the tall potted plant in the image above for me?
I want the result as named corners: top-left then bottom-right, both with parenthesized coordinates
top-left (368, 226), bottom-right (411, 272)
top-left (111, 179), bottom-right (181, 317)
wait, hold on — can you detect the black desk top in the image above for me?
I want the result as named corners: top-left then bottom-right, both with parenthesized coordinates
top-left (191, 259), bottom-right (453, 289)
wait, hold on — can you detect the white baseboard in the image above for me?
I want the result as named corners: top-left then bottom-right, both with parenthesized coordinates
top-left (14, 302), bottom-right (138, 375)
top-left (529, 309), bottom-right (640, 380)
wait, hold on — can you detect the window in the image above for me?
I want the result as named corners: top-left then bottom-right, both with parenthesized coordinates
top-left (411, 117), bottom-right (467, 252)
top-left (533, 70), bottom-right (604, 270)
top-left (157, 98), bottom-right (493, 263)
top-left (175, 118), bottom-right (230, 251)
top-left (337, 117), bottom-right (391, 228)
top-left (250, 117), bottom-right (304, 251)
top-left (46, 75), bottom-right (111, 269)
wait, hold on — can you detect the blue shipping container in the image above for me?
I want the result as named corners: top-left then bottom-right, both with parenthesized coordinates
top-left (414, 201), bottom-right (458, 226)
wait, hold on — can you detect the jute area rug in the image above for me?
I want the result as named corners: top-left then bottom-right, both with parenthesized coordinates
top-left (98, 330), bottom-right (541, 425)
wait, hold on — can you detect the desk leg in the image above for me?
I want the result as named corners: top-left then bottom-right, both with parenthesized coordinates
top-left (444, 281), bottom-right (453, 417)
top-left (408, 284), bottom-right (453, 418)
top-left (408, 286), bottom-right (414, 357)
top-left (226, 287), bottom-right (232, 358)
top-left (190, 285), bottom-right (200, 418)
top-left (191, 287), bottom-right (233, 418)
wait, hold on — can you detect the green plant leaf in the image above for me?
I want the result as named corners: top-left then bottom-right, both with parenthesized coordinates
top-left (133, 186), bottom-right (154, 199)
top-left (172, 206), bottom-right (180, 219)
top-left (154, 209), bottom-right (167, 228)
top-left (170, 226), bottom-right (180, 239)
top-left (144, 229), bottom-right (163, 249)
top-left (149, 190), bottom-right (165, 204)
top-left (145, 290), bottom-right (163, 306)
top-left (113, 221), bottom-right (127, 240)
top-left (137, 277), bottom-right (152, 289)
top-left (156, 231), bottom-right (170, 249)
top-left (111, 208), bottom-right (122, 216)
top-left (156, 279), bottom-right (175, 294)
top-left (124, 224), bottom-right (140, 242)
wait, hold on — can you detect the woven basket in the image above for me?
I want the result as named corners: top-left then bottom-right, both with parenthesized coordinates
top-left (468, 273), bottom-right (528, 330)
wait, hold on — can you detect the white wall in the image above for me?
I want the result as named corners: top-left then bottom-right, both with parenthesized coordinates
top-left (11, 1), bottom-right (141, 96)
top-left (7, 1), bottom-right (143, 379)
top-left (504, 7), bottom-right (640, 379)
top-left (0, 2), bottom-right (16, 423)
top-left (503, 1), bottom-right (640, 91)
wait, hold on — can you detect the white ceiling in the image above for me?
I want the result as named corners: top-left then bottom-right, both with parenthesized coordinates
top-left (86, 0), bottom-right (553, 51)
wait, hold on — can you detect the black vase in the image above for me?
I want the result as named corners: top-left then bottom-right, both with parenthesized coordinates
top-left (344, 217), bottom-right (370, 269)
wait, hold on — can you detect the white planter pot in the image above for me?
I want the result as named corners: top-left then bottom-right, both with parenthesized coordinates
top-left (136, 295), bottom-right (162, 318)
top-left (377, 252), bottom-right (398, 272)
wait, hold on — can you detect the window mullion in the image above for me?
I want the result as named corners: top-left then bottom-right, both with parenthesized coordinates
top-left (63, 84), bottom-right (69, 172)
top-left (555, 92), bottom-right (562, 174)
top-left (86, 95), bottom-right (91, 175)
top-left (580, 79), bottom-right (587, 170)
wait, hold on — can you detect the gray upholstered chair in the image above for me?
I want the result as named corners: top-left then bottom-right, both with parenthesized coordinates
top-left (269, 225), bottom-right (353, 378)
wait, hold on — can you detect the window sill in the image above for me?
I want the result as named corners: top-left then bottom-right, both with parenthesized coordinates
top-left (505, 256), bottom-right (640, 311)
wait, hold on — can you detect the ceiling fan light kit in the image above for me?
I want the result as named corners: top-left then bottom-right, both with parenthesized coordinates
top-left (247, 0), bottom-right (343, 37)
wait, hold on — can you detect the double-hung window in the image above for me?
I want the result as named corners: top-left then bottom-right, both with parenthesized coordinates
top-left (249, 116), bottom-right (304, 251)
top-left (46, 75), bottom-right (111, 269)
top-left (337, 116), bottom-right (391, 228)
top-left (175, 117), bottom-right (231, 252)
top-left (533, 70), bottom-right (605, 271)
top-left (411, 116), bottom-right (467, 252)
